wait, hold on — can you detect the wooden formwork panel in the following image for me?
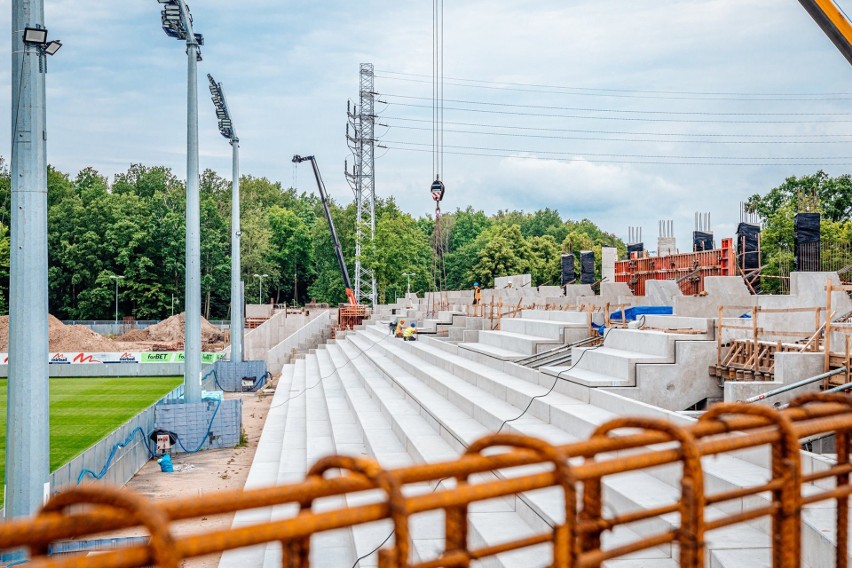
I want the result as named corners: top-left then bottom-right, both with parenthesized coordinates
top-left (615, 238), bottom-right (735, 296)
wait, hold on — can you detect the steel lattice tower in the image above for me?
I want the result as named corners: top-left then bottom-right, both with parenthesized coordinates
top-left (346, 63), bottom-right (377, 305)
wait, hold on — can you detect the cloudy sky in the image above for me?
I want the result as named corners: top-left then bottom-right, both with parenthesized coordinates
top-left (1, 0), bottom-right (851, 249)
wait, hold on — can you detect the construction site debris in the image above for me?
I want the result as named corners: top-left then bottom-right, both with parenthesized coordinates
top-left (0, 313), bottom-right (229, 353)
top-left (117, 313), bottom-right (228, 350)
top-left (0, 315), bottom-right (119, 352)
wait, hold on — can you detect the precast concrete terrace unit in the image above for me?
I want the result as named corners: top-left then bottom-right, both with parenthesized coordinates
top-left (219, 271), bottom-right (852, 567)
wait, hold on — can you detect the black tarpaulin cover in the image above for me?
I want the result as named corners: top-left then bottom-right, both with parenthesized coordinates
top-left (561, 254), bottom-right (575, 286)
top-left (580, 251), bottom-right (595, 284)
top-left (794, 213), bottom-right (820, 244)
top-left (736, 223), bottom-right (760, 270)
top-left (794, 213), bottom-right (820, 271)
top-left (693, 231), bottom-right (714, 252)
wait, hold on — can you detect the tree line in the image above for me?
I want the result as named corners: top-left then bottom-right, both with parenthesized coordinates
top-left (745, 170), bottom-right (852, 294)
top-left (0, 163), bottom-right (845, 319)
top-left (0, 161), bottom-right (624, 320)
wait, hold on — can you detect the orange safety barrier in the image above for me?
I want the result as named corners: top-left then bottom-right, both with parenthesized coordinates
top-left (2, 393), bottom-right (852, 567)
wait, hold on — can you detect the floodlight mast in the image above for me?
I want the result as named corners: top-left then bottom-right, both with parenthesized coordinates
top-left (7, 0), bottom-right (50, 520)
top-left (157, 0), bottom-right (202, 403)
top-left (207, 74), bottom-right (242, 363)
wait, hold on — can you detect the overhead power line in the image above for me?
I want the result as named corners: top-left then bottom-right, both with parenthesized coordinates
top-left (375, 69), bottom-right (852, 100)
top-left (383, 139), bottom-right (852, 162)
top-left (382, 122), bottom-right (852, 144)
top-left (382, 144), bottom-right (852, 167)
top-left (386, 101), bottom-right (852, 124)
top-left (380, 93), bottom-right (852, 117)
top-left (381, 116), bottom-right (852, 139)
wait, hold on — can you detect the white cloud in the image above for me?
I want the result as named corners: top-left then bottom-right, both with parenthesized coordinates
top-left (0, 0), bottom-right (847, 250)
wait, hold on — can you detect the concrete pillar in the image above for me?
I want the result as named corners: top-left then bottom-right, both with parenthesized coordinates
top-left (602, 247), bottom-right (617, 283)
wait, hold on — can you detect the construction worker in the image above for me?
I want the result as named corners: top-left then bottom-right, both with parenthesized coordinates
top-left (473, 282), bottom-right (482, 305)
top-left (403, 322), bottom-right (418, 341)
top-left (395, 319), bottom-right (406, 338)
top-left (388, 319), bottom-right (398, 335)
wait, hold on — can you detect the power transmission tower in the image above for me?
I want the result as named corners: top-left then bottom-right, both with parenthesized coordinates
top-left (346, 63), bottom-right (377, 305)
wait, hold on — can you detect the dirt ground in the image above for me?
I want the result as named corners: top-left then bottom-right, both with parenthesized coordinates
top-left (118, 381), bottom-right (276, 567)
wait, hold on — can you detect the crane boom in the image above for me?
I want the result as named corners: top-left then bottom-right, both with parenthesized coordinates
top-left (292, 154), bottom-right (358, 306)
top-left (799, 0), bottom-right (852, 65)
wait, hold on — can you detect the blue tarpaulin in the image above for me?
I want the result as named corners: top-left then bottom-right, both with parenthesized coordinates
top-left (608, 306), bottom-right (673, 322)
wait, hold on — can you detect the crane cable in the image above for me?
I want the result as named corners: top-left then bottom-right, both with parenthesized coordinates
top-left (429, 0), bottom-right (448, 315)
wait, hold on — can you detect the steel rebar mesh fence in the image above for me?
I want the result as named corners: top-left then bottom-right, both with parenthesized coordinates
top-left (3, 395), bottom-right (852, 567)
top-left (771, 240), bottom-right (852, 295)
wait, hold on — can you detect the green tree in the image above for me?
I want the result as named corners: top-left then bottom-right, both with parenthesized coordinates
top-left (746, 170), bottom-right (852, 223)
top-left (468, 225), bottom-right (533, 287)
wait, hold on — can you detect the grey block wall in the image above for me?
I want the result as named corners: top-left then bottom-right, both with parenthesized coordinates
top-left (154, 398), bottom-right (242, 453)
top-left (213, 360), bottom-right (267, 391)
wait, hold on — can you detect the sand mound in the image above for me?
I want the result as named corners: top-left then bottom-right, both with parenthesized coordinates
top-left (0, 313), bottom-right (229, 352)
top-left (0, 314), bottom-right (119, 352)
top-left (117, 313), bottom-right (227, 345)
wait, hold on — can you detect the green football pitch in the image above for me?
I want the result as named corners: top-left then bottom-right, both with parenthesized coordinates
top-left (0, 376), bottom-right (183, 507)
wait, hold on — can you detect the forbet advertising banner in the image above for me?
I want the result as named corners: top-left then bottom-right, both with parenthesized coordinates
top-left (0, 352), bottom-right (226, 365)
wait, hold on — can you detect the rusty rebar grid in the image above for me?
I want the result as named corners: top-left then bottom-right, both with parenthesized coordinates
top-left (2, 395), bottom-right (852, 567)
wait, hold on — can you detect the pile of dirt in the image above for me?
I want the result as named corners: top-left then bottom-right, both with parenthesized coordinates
top-left (117, 313), bottom-right (228, 347)
top-left (0, 315), bottom-right (119, 352)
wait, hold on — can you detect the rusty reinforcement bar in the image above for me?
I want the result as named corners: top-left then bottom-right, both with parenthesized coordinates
top-left (2, 394), bottom-right (852, 567)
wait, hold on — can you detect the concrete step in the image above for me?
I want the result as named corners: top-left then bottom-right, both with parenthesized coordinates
top-left (541, 364), bottom-right (633, 388)
top-left (499, 317), bottom-right (580, 341)
top-left (459, 342), bottom-right (527, 361)
top-left (335, 337), bottom-right (677, 566)
top-left (304, 353), bottom-right (357, 567)
top-left (344, 332), bottom-right (682, 563)
top-left (602, 328), bottom-right (711, 357)
top-left (327, 340), bottom-right (544, 566)
top-left (220, 358), bottom-right (307, 567)
top-left (520, 309), bottom-right (589, 324)
top-left (572, 346), bottom-right (669, 381)
top-left (479, 330), bottom-right (563, 356)
top-left (314, 347), bottom-right (413, 567)
top-left (349, 327), bottom-right (802, 566)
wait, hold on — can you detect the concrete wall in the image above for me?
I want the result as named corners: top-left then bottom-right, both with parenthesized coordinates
top-left (723, 352), bottom-right (824, 406)
top-left (494, 274), bottom-right (531, 289)
top-left (245, 304), bottom-right (275, 319)
top-left (607, 339), bottom-right (720, 411)
top-left (49, 384), bottom-right (184, 500)
top-left (265, 310), bottom-right (332, 375)
top-left (644, 280), bottom-right (682, 306)
top-left (154, 398), bottom-right (242, 453)
top-left (243, 309), bottom-right (325, 361)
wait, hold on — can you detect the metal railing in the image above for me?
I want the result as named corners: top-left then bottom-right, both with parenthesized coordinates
top-left (2, 394), bottom-right (852, 567)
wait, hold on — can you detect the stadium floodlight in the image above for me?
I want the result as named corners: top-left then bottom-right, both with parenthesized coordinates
top-left (44, 41), bottom-right (62, 56)
top-left (207, 73), bottom-right (242, 362)
top-left (153, 0), bottom-right (203, 403)
top-left (22, 27), bottom-right (47, 45)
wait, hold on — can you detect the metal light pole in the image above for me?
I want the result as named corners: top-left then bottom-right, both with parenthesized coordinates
top-left (254, 274), bottom-right (269, 304)
top-left (109, 275), bottom-right (125, 324)
top-left (402, 272), bottom-right (416, 296)
top-left (6, 1), bottom-right (61, 519)
top-left (207, 74), bottom-right (242, 363)
top-left (156, 0), bottom-right (204, 403)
